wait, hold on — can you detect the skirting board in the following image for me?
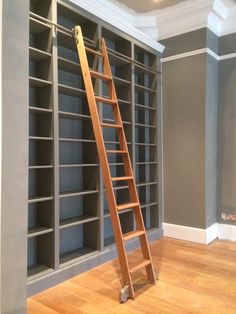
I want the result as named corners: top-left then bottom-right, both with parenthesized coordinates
top-left (163, 223), bottom-right (219, 244)
top-left (163, 222), bottom-right (236, 243)
top-left (218, 224), bottom-right (236, 241)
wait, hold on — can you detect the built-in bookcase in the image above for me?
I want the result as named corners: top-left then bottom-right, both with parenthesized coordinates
top-left (27, 0), bottom-right (162, 295)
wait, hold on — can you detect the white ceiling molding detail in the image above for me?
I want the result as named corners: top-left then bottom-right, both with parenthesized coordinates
top-left (132, 0), bottom-right (236, 39)
top-left (68, 0), bottom-right (165, 52)
top-left (68, 0), bottom-right (236, 46)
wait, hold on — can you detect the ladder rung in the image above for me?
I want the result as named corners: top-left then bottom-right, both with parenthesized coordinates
top-left (95, 96), bottom-right (117, 105)
top-left (101, 122), bottom-right (122, 128)
top-left (130, 259), bottom-right (151, 274)
top-left (123, 230), bottom-right (145, 241)
top-left (90, 70), bottom-right (111, 81)
top-left (117, 202), bottom-right (139, 211)
top-left (85, 47), bottom-right (103, 57)
top-left (111, 176), bottom-right (133, 182)
top-left (106, 150), bottom-right (127, 154)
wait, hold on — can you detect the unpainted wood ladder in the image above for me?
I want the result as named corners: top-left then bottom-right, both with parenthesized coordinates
top-left (73, 26), bottom-right (156, 302)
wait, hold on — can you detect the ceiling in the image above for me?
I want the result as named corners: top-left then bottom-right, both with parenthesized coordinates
top-left (110, 0), bottom-right (187, 13)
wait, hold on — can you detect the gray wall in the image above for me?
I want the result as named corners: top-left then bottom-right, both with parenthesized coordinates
top-left (161, 29), bottom-right (218, 229)
top-left (162, 54), bottom-right (206, 228)
top-left (1, 1), bottom-right (29, 313)
top-left (218, 32), bottom-right (236, 225)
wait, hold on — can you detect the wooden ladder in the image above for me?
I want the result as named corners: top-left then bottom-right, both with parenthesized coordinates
top-left (73, 26), bottom-right (156, 302)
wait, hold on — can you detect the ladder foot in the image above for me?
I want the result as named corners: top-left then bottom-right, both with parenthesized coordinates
top-left (119, 284), bottom-right (130, 303)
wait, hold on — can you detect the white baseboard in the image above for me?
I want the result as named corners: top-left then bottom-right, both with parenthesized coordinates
top-left (163, 223), bottom-right (219, 244)
top-left (218, 224), bottom-right (236, 241)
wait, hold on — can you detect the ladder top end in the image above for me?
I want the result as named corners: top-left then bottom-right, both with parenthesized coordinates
top-left (72, 25), bottom-right (81, 40)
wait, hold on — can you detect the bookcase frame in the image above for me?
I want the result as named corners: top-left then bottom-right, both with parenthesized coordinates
top-left (27, 0), bottom-right (163, 296)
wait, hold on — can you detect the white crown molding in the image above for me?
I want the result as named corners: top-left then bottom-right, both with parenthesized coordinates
top-left (111, 0), bottom-right (236, 40)
top-left (68, 0), bottom-right (165, 52)
top-left (136, 0), bottom-right (214, 40)
top-left (163, 223), bottom-right (218, 244)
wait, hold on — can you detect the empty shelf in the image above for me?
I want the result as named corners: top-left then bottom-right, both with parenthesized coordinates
top-left (29, 106), bottom-right (53, 113)
top-left (59, 189), bottom-right (98, 198)
top-left (135, 84), bottom-right (156, 94)
top-left (28, 227), bottom-right (53, 238)
top-left (59, 216), bottom-right (99, 229)
top-left (28, 196), bottom-right (53, 203)
top-left (60, 248), bottom-right (99, 266)
top-left (58, 84), bottom-right (86, 97)
top-left (29, 46), bottom-right (51, 60)
top-left (59, 111), bottom-right (90, 120)
top-left (58, 56), bottom-right (80, 74)
top-left (30, 16), bottom-right (51, 34)
top-left (141, 202), bottom-right (158, 209)
top-left (29, 76), bottom-right (52, 87)
top-left (59, 163), bottom-right (98, 168)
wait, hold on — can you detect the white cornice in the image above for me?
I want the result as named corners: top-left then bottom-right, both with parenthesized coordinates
top-left (68, 0), bottom-right (164, 52)
top-left (67, 0), bottom-right (236, 50)
top-left (134, 0), bottom-right (214, 40)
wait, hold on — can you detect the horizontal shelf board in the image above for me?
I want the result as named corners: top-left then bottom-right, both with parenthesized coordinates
top-left (58, 83), bottom-right (86, 97)
top-left (30, 16), bottom-right (51, 34)
top-left (29, 106), bottom-right (53, 113)
top-left (58, 57), bottom-right (80, 74)
top-left (59, 111), bottom-right (90, 120)
top-left (107, 47), bottom-right (131, 63)
top-left (113, 76), bottom-right (131, 86)
top-left (141, 202), bottom-right (158, 209)
top-left (59, 189), bottom-right (99, 198)
top-left (29, 165), bottom-right (53, 169)
top-left (57, 29), bottom-right (74, 50)
top-left (109, 162), bottom-right (124, 166)
top-left (136, 181), bottom-right (158, 187)
top-left (59, 163), bottom-right (98, 168)
top-left (135, 83), bottom-right (156, 94)
top-left (135, 123), bottom-right (157, 129)
top-left (105, 140), bottom-right (131, 145)
top-left (117, 99), bottom-right (131, 105)
top-left (134, 63), bottom-right (158, 75)
top-left (27, 264), bottom-right (54, 282)
top-left (113, 185), bottom-right (129, 191)
top-left (59, 216), bottom-right (99, 229)
top-left (29, 136), bottom-right (53, 141)
top-left (29, 76), bottom-right (52, 87)
top-left (135, 142), bottom-right (156, 146)
top-left (28, 227), bottom-right (54, 238)
top-left (135, 103), bottom-right (156, 111)
top-left (28, 196), bottom-right (54, 203)
top-left (103, 118), bottom-right (131, 125)
top-left (59, 138), bottom-right (95, 143)
top-left (60, 248), bottom-right (99, 267)
top-left (29, 46), bottom-right (51, 61)
top-left (135, 161), bottom-right (158, 165)
top-left (108, 51), bottom-right (130, 66)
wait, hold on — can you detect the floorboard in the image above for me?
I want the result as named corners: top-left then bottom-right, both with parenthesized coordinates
top-left (27, 237), bottom-right (236, 313)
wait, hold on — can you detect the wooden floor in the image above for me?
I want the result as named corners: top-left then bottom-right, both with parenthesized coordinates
top-left (27, 237), bottom-right (236, 313)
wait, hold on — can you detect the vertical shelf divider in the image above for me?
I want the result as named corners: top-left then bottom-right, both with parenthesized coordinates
top-left (97, 24), bottom-right (105, 252)
top-left (52, 0), bottom-right (60, 269)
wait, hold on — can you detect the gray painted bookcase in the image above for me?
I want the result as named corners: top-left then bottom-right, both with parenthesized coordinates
top-left (28, 0), bottom-right (163, 295)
